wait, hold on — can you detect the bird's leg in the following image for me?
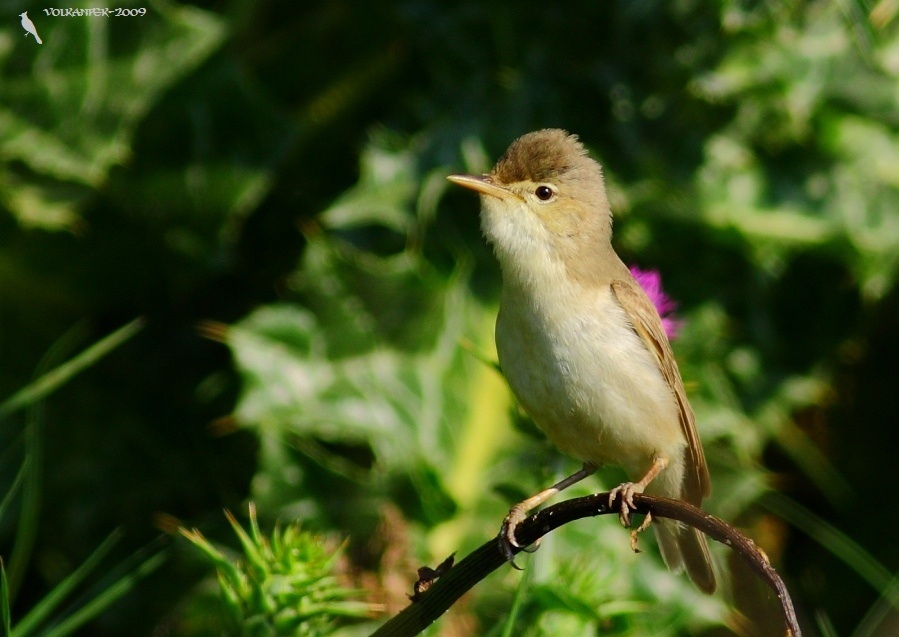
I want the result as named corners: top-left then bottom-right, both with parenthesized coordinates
top-left (500, 462), bottom-right (597, 565)
top-left (629, 511), bottom-right (654, 552)
top-left (609, 456), bottom-right (668, 528)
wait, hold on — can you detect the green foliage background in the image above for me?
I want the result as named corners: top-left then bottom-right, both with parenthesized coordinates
top-left (3, 0), bottom-right (899, 634)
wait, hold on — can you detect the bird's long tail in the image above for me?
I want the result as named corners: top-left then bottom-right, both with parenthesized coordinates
top-left (655, 520), bottom-right (716, 594)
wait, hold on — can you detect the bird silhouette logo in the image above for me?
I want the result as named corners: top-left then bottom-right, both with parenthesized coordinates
top-left (19, 12), bottom-right (43, 44)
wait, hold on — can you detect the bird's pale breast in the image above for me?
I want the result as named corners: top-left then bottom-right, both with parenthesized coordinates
top-left (496, 281), bottom-right (687, 486)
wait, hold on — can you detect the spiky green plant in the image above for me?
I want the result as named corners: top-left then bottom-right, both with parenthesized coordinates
top-left (181, 504), bottom-right (372, 636)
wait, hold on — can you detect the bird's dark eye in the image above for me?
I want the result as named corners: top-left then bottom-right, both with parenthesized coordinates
top-left (535, 185), bottom-right (554, 201)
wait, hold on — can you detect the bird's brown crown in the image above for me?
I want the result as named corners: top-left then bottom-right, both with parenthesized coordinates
top-left (491, 129), bottom-right (590, 185)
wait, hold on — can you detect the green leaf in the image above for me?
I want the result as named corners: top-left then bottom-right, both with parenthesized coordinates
top-left (763, 492), bottom-right (899, 609)
top-left (0, 0), bottom-right (226, 230)
top-left (1, 562), bottom-right (10, 637)
top-left (12, 531), bottom-right (122, 636)
top-left (319, 133), bottom-right (418, 234)
top-left (0, 318), bottom-right (145, 422)
top-left (37, 548), bottom-right (167, 637)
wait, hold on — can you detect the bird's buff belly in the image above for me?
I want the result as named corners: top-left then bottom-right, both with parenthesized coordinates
top-left (496, 300), bottom-right (685, 475)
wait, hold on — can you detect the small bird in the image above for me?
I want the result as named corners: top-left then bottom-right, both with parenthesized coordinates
top-left (448, 129), bottom-right (716, 593)
top-left (20, 12), bottom-right (43, 44)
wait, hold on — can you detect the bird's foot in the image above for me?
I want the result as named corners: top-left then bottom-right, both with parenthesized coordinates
top-left (629, 511), bottom-right (654, 553)
top-left (608, 481), bottom-right (645, 528)
top-left (498, 504), bottom-right (528, 568)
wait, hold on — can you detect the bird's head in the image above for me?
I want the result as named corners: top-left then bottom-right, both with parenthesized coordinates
top-left (448, 129), bottom-right (613, 286)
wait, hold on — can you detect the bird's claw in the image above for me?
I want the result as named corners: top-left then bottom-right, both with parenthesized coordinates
top-left (498, 505), bottom-right (528, 568)
top-left (629, 511), bottom-right (654, 552)
top-left (608, 481), bottom-right (644, 528)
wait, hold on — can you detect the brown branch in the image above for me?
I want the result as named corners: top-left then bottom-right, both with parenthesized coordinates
top-left (370, 492), bottom-right (801, 637)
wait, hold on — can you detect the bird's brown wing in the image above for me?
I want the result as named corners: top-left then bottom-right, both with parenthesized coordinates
top-left (610, 280), bottom-right (710, 504)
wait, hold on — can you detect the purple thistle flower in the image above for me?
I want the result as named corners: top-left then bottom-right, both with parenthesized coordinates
top-left (629, 265), bottom-right (682, 340)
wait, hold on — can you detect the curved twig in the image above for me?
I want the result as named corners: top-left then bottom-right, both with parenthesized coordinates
top-left (370, 492), bottom-right (801, 637)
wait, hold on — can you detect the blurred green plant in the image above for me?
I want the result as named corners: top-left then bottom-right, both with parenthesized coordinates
top-left (1, 534), bottom-right (165, 637)
top-left (0, 319), bottom-right (164, 636)
top-left (180, 504), bottom-right (372, 637)
top-left (0, 0), bottom-right (226, 231)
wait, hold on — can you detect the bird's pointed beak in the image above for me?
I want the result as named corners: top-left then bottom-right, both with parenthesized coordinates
top-left (447, 174), bottom-right (517, 201)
